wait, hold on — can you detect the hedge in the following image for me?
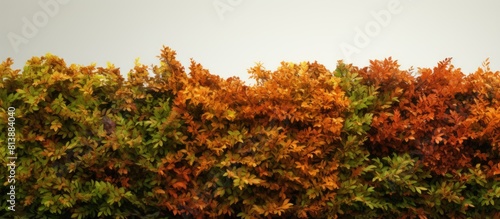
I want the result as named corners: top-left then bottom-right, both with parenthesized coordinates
top-left (1, 46), bottom-right (500, 218)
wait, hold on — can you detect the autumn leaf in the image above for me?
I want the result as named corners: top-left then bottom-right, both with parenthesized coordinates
top-left (118, 168), bottom-right (128, 175)
top-left (154, 188), bottom-right (166, 194)
top-left (172, 181), bottom-right (187, 190)
top-left (50, 120), bottom-right (62, 132)
top-left (35, 135), bottom-right (45, 141)
top-left (351, 166), bottom-right (364, 177)
top-left (225, 109), bottom-right (236, 121)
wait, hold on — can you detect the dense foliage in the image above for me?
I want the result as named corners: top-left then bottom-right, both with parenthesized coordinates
top-left (1, 47), bottom-right (500, 218)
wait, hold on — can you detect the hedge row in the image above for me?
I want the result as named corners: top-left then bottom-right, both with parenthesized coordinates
top-left (1, 47), bottom-right (500, 218)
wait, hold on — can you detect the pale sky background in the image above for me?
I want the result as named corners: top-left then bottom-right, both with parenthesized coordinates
top-left (1, 0), bottom-right (499, 85)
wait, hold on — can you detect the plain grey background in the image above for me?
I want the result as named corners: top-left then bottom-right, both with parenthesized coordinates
top-left (1, 0), bottom-right (499, 85)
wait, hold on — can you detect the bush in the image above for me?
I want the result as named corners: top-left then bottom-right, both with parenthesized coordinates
top-left (1, 47), bottom-right (500, 218)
